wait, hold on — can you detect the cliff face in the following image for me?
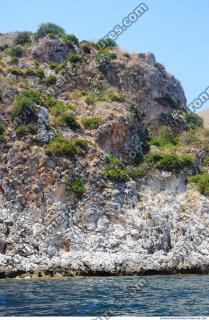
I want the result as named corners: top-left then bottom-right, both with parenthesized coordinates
top-left (0, 31), bottom-right (208, 277)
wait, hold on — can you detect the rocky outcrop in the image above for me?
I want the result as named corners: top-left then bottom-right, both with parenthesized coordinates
top-left (0, 32), bottom-right (19, 51)
top-left (1, 176), bottom-right (209, 277)
top-left (31, 36), bottom-right (76, 63)
top-left (0, 29), bottom-right (206, 277)
top-left (0, 79), bottom-right (18, 105)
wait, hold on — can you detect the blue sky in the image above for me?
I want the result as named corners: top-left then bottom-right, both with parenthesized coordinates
top-left (1, 0), bottom-right (208, 108)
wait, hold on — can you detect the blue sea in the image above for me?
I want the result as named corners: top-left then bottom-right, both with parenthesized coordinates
top-left (0, 275), bottom-right (208, 316)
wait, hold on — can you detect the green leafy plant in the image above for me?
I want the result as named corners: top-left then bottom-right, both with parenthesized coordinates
top-left (146, 152), bottom-right (193, 172)
top-left (189, 174), bottom-right (209, 195)
top-left (105, 91), bottom-right (125, 102)
top-left (47, 135), bottom-right (88, 157)
top-left (104, 155), bottom-right (145, 181)
top-left (68, 53), bottom-right (83, 64)
top-left (148, 126), bottom-right (178, 147)
top-left (58, 113), bottom-right (81, 130)
top-left (81, 117), bottom-right (103, 129)
top-left (49, 62), bottom-right (66, 73)
top-left (186, 111), bottom-right (203, 130)
top-left (11, 96), bottom-right (37, 124)
top-left (7, 67), bottom-right (24, 77)
top-left (43, 75), bottom-right (57, 86)
top-left (84, 95), bottom-right (96, 105)
top-left (70, 179), bottom-right (86, 197)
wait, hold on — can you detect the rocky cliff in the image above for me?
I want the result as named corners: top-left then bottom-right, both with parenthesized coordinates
top-left (0, 26), bottom-right (208, 278)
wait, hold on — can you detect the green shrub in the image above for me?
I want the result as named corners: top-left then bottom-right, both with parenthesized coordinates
top-left (203, 156), bottom-right (209, 167)
top-left (35, 69), bottom-right (45, 79)
top-left (47, 135), bottom-right (88, 157)
top-left (186, 111), bottom-right (203, 130)
top-left (104, 155), bottom-right (145, 181)
top-left (70, 179), bottom-right (86, 197)
top-left (11, 96), bottom-right (37, 124)
top-left (105, 91), bottom-right (125, 102)
top-left (189, 174), bottom-right (209, 194)
top-left (43, 75), bottom-right (57, 86)
top-left (15, 124), bottom-right (37, 137)
top-left (85, 95), bottom-right (96, 105)
top-left (24, 69), bottom-right (36, 77)
top-left (18, 89), bottom-right (75, 120)
top-left (81, 117), bottom-right (103, 129)
top-left (36, 22), bottom-right (65, 39)
top-left (104, 167), bottom-right (128, 181)
top-left (62, 34), bottom-right (79, 45)
top-left (68, 53), bottom-right (83, 64)
top-left (97, 38), bottom-right (117, 49)
top-left (149, 126), bottom-right (178, 147)
top-left (19, 89), bottom-right (45, 105)
top-left (7, 67), bottom-right (24, 77)
top-left (58, 113), bottom-right (80, 130)
top-left (146, 152), bottom-right (193, 172)
top-left (49, 62), bottom-right (66, 73)
top-left (96, 51), bottom-right (111, 73)
top-left (15, 32), bottom-right (31, 45)
top-left (10, 46), bottom-right (24, 58)
top-left (0, 124), bottom-right (5, 135)
top-left (128, 167), bottom-right (145, 179)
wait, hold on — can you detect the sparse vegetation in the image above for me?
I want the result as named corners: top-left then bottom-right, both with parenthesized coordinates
top-left (15, 124), bottom-right (37, 137)
top-left (105, 91), bottom-right (125, 102)
top-left (156, 95), bottom-right (181, 109)
top-left (149, 126), bottom-right (178, 147)
top-left (85, 95), bottom-right (96, 105)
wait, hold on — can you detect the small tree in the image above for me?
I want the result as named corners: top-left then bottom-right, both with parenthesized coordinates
top-left (36, 22), bottom-right (65, 39)
top-left (97, 38), bottom-right (117, 49)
